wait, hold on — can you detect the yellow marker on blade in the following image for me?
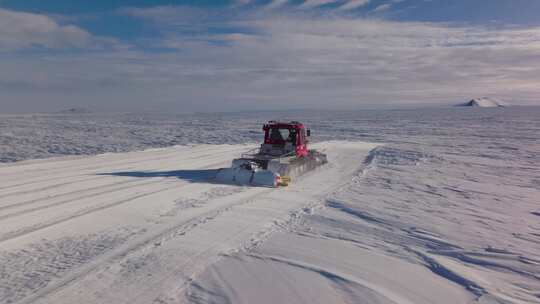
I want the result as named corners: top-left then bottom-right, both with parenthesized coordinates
top-left (279, 176), bottom-right (291, 186)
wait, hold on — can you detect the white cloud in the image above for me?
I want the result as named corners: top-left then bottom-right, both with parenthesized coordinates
top-left (0, 9), bottom-right (117, 51)
top-left (338, 0), bottom-right (371, 11)
top-left (119, 6), bottom-right (200, 21)
top-left (372, 3), bottom-right (391, 12)
top-left (1, 8), bottom-right (540, 112)
top-left (299, 0), bottom-right (339, 9)
top-left (265, 0), bottom-right (290, 10)
top-left (234, 0), bottom-right (252, 6)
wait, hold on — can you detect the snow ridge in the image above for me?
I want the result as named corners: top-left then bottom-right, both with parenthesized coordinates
top-left (457, 97), bottom-right (506, 107)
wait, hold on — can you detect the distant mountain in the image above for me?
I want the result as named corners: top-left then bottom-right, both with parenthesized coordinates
top-left (456, 97), bottom-right (506, 108)
top-left (58, 107), bottom-right (92, 114)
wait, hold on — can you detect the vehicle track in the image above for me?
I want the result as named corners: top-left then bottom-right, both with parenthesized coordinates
top-left (1, 142), bottom-right (375, 304)
top-left (0, 151), bottom-right (190, 197)
top-left (0, 228), bottom-right (140, 304)
top-left (0, 149), bottom-right (181, 184)
top-left (0, 145), bottom-right (245, 190)
top-left (0, 144), bottom-right (209, 175)
top-left (0, 157), bottom-right (228, 220)
top-left (16, 187), bottom-right (274, 304)
top-left (0, 159), bottom-right (231, 243)
top-left (0, 183), bottom-right (186, 243)
top-left (0, 178), bottom-right (165, 220)
top-left (0, 156), bottom-right (228, 211)
top-left (0, 154), bottom-right (182, 191)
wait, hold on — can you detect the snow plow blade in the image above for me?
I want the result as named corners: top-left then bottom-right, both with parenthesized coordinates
top-left (214, 150), bottom-right (327, 188)
top-left (215, 167), bottom-right (284, 188)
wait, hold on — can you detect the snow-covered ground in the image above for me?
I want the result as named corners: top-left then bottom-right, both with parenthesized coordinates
top-left (1, 107), bottom-right (539, 303)
top-left (457, 98), bottom-right (507, 108)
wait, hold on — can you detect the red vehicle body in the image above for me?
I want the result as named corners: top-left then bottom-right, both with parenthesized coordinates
top-left (262, 121), bottom-right (310, 157)
top-left (214, 120), bottom-right (326, 187)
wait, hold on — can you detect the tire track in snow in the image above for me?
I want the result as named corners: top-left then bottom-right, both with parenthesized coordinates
top-left (0, 158), bottom-right (231, 243)
top-left (0, 183), bottom-right (186, 244)
top-left (0, 162), bottom-right (230, 243)
top-left (0, 178), bottom-right (164, 220)
top-left (0, 144), bottom-right (215, 177)
top-left (0, 154), bottom-right (234, 212)
top-left (0, 155), bottom-right (183, 199)
top-left (0, 145), bottom-right (244, 191)
top-left (0, 157), bottom-right (174, 192)
top-left (0, 228), bottom-right (141, 304)
top-left (0, 185), bottom-right (248, 304)
top-left (0, 176), bottom-right (158, 211)
top-left (6, 141), bottom-right (377, 304)
top-left (0, 175), bottom-right (115, 199)
top-left (0, 150), bottom-right (181, 186)
top-left (16, 188), bottom-right (274, 304)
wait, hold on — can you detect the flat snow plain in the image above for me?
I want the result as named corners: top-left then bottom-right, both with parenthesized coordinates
top-left (1, 108), bottom-right (539, 304)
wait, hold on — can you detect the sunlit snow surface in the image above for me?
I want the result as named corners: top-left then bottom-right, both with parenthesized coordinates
top-left (1, 107), bottom-right (539, 303)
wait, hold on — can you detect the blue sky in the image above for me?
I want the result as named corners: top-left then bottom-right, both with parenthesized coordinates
top-left (1, 0), bottom-right (540, 112)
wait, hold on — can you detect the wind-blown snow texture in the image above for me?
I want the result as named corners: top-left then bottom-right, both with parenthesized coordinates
top-left (188, 108), bottom-right (540, 304)
top-left (1, 107), bottom-right (539, 304)
top-left (0, 108), bottom-right (535, 163)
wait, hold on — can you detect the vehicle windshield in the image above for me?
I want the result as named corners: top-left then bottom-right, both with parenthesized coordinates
top-left (269, 128), bottom-right (295, 144)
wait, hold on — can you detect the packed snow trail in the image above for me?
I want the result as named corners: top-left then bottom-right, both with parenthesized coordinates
top-left (187, 145), bottom-right (540, 304)
top-left (0, 141), bottom-right (379, 304)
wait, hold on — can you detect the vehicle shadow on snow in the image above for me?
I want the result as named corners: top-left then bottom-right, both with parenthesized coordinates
top-left (97, 169), bottom-right (219, 184)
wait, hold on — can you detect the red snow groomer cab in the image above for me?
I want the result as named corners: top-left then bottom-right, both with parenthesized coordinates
top-left (215, 121), bottom-right (327, 187)
top-left (262, 121), bottom-right (309, 158)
